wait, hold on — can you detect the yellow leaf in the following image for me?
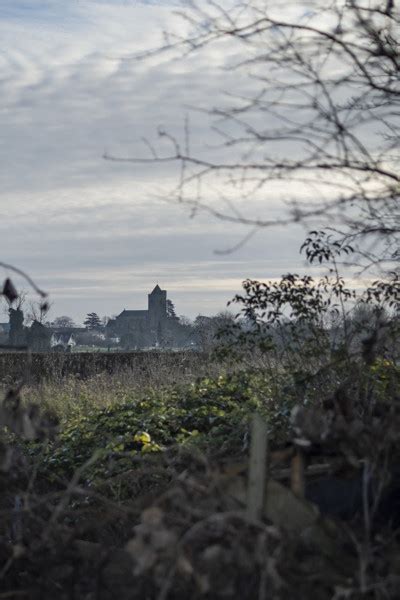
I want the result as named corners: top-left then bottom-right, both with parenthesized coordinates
top-left (134, 431), bottom-right (151, 444)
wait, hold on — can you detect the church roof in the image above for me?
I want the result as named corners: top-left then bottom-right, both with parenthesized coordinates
top-left (52, 333), bottom-right (74, 344)
top-left (150, 284), bottom-right (164, 295)
top-left (118, 309), bottom-right (148, 318)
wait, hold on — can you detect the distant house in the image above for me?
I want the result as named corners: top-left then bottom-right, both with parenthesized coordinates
top-left (50, 332), bottom-right (77, 352)
top-left (88, 329), bottom-right (106, 341)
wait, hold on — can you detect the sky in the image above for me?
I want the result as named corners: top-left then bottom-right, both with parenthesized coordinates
top-left (0, 0), bottom-right (308, 323)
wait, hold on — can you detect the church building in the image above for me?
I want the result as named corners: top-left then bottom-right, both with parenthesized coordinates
top-left (107, 285), bottom-right (168, 348)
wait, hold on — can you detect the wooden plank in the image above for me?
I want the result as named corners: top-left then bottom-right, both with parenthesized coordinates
top-left (247, 413), bottom-right (268, 520)
top-left (290, 450), bottom-right (306, 498)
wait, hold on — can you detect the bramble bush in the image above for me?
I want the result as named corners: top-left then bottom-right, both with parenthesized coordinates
top-left (31, 372), bottom-right (272, 481)
top-left (20, 357), bottom-right (400, 489)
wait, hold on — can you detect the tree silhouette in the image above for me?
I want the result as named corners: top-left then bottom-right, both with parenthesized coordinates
top-left (84, 312), bottom-right (102, 330)
top-left (166, 299), bottom-right (178, 319)
top-left (53, 315), bottom-right (75, 329)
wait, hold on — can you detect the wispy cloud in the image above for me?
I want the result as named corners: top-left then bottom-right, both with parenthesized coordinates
top-left (0, 0), bottom-right (306, 321)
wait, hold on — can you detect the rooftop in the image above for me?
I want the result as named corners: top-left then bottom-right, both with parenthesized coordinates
top-left (149, 284), bottom-right (165, 295)
top-left (118, 309), bottom-right (148, 318)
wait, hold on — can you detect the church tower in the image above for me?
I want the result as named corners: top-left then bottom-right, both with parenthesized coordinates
top-left (148, 285), bottom-right (167, 330)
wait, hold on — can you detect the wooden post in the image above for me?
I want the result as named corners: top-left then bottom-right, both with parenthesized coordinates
top-left (290, 449), bottom-right (305, 498)
top-left (247, 413), bottom-right (269, 520)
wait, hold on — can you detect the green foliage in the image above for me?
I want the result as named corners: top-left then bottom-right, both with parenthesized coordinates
top-left (35, 373), bottom-right (275, 481)
top-left (368, 358), bottom-right (400, 402)
top-left (217, 235), bottom-right (399, 367)
top-left (21, 356), bottom-right (400, 488)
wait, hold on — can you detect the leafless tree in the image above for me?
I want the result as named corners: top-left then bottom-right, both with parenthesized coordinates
top-left (1, 289), bottom-right (27, 319)
top-left (52, 315), bottom-right (76, 329)
top-left (26, 299), bottom-right (53, 326)
top-left (107, 0), bottom-right (399, 273)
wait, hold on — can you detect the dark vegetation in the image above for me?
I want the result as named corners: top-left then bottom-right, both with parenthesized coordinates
top-left (0, 351), bottom-right (207, 385)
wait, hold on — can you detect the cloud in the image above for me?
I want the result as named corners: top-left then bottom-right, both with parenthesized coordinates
top-left (0, 0), bottom-right (307, 322)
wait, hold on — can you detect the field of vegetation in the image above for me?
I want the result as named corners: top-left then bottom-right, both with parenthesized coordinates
top-left (1, 327), bottom-right (400, 599)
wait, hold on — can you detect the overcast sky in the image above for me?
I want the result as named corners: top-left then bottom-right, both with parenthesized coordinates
top-left (0, 0), bottom-right (308, 323)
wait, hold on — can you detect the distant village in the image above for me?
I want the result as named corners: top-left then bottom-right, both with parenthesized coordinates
top-left (0, 285), bottom-right (231, 352)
